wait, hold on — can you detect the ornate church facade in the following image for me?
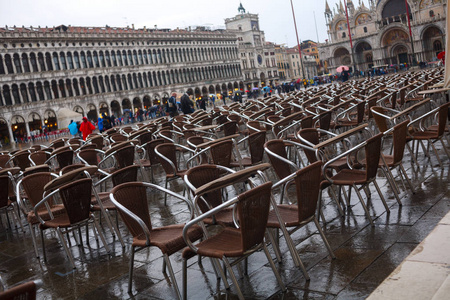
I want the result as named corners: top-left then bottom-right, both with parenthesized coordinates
top-left (319, 0), bottom-right (446, 73)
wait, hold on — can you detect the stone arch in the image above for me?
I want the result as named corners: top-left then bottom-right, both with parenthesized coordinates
top-left (143, 95), bottom-right (151, 109)
top-left (86, 104), bottom-right (98, 122)
top-left (122, 98), bottom-right (132, 113)
top-left (208, 85), bottom-right (215, 94)
top-left (11, 115), bottom-right (27, 140)
top-left (43, 109), bottom-right (58, 131)
top-left (161, 92), bottom-right (170, 105)
top-left (421, 25), bottom-right (444, 61)
top-left (27, 112), bottom-right (42, 132)
top-left (74, 105), bottom-right (84, 116)
top-left (354, 41), bottom-right (373, 68)
top-left (186, 88), bottom-right (194, 96)
top-left (201, 86), bottom-right (208, 96)
top-left (132, 97), bottom-right (142, 110)
top-left (194, 87), bottom-right (201, 99)
top-left (333, 47), bottom-right (351, 66)
top-left (215, 84), bottom-right (221, 93)
top-left (227, 83), bottom-right (233, 91)
top-left (152, 93), bottom-right (161, 105)
top-left (99, 102), bottom-right (109, 116)
top-left (110, 100), bottom-right (121, 117)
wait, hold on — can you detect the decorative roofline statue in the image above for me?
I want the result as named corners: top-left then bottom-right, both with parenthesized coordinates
top-left (238, 2), bottom-right (246, 14)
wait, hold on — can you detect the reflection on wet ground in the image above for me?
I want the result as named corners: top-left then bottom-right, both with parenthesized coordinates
top-left (0, 140), bottom-right (448, 299)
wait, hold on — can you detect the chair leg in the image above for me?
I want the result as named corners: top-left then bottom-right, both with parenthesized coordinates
top-left (329, 186), bottom-right (345, 217)
top-left (262, 242), bottom-right (286, 292)
top-left (278, 224), bottom-right (309, 280)
top-left (353, 184), bottom-right (374, 226)
top-left (105, 209), bottom-right (125, 248)
top-left (30, 225), bottom-right (40, 258)
top-left (92, 217), bottom-right (111, 254)
top-left (128, 246), bottom-right (135, 294)
top-left (265, 230), bottom-right (282, 263)
top-left (373, 180), bottom-right (390, 213)
top-left (163, 254), bottom-right (182, 300)
top-left (400, 164), bottom-right (415, 194)
top-left (10, 207), bottom-right (25, 233)
top-left (381, 167), bottom-right (402, 206)
top-left (182, 258), bottom-right (187, 300)
top-left (40, 229), bottom-right (47, 262)
top-left (222, 257), bottom-right (245, 300)
top-left (313, 217), bottom-right (335, 259)
top-left (56, 228), bottom-right (76, 269)
top-left (164, 179), bottom-right (169, 206)
top-left (430, 140), bottom-right (444, 169)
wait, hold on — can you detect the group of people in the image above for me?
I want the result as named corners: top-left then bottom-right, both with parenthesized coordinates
top-left (68, 115), bottom-right (108, 140)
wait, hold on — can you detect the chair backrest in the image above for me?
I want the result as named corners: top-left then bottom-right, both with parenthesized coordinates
top-left (392, 120), bottom-right (409, 165)
top-left (248, 131), bottom-right (266, 164)
top-left (143, 139), bottom-right (165, 165)
top-left (50, 139), bottom-right (65, 149)
top-left (264, 140), bottom-right (294, 180)
top-left (87, 135), bottom-right (105, 150)
top-left (209, 140), bottom-right (234, 167)
top-left (298, 128), bottom-right (319, 164)
top-left (13, 151), bottom-right (31, 171)
top-left (356, 101), bottom-right (366, 124)
top-left (22, 164), bottom-right (50, 177)
top-left (294, 161), bottom-right (322, 222)
top-left (318, 111), bottom-right (332, 131)
top-left (21, 172), bottom-right (56, 213)
top-left (237, 182), bottom-right (273, 252)
top-left (365, 134), bottom-right (383, 181)
top-left (114, 145), bottom-right (136, 169)
top-left (58, 178), bottom-right (93, 224)
top-left (0, 280), bottom-right (38, 300)
top-left (371, 106), bottom-right (390, 133)
top-left (110, 133), bottom-right (128, 143)
top-left (78, 149), bottom-right (101, 166)
top-left (222, 121), bottom-right (238, 136)
top-left (155, 143), bottom-right (179, 174)
top-left (185, 165), bottom-right (224, 213)
top-left (0, 176), bottom-right (9, 208)
top-left (111, 182), bottom-right (152, 237)
top-left (29, 151), bottom-right (50, 166)
top-left (0, 154), bottom-right (11, 168)
top-left (55, 149), bottom-right (74, 169)
top-left (111, 165), bottom-right (139, 186)
top-left (436, 102), bottom-right (450, 137)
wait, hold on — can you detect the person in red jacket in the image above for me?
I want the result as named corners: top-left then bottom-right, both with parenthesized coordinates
top-left (79, 117), bottom-right (95, 140)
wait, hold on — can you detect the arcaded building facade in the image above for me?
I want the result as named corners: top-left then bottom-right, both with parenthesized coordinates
top-left (0, 25), bottom-right (243, 142)
top-left (319, 0), bottom-right (446, 73)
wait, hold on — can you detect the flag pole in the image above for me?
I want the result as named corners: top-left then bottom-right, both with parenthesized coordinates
top-left (404, 0), bottom-right (417, 65)
top-left (343, 0), bottom-right (357, 74)
top-left (290, 0), bottom-right (306, 79)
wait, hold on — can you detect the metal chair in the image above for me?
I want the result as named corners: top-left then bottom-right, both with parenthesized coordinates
top-left (182, 167), bottom-right (286, 300)
top-left (110, 182), bottom-right (203, 297)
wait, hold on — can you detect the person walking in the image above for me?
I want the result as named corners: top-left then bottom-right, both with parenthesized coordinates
top-left (166, 92), bottom-right (179, 118)
top-left (68, 120), bottom-right (78, 138)
top-left (180, 92), bottom-right (194, 114)
top-left (97, 116), bottom-right (104, 133)
top-left (79, 117), bottom-right (95, 140)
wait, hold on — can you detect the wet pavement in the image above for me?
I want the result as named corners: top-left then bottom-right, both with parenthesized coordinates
top-left (0, 135), bottom-right (448, 299)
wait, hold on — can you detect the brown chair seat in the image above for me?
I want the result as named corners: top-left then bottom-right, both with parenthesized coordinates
top-left (91, 192), bottom-right (113, 210)
top-left (27, 204), bottom-right (66, 224)
top-left (39, 213), bottom-right (72, 229)
top-left (410, 130), bottom-right (440, 140)
top-left (330, 169), bottom-right (367, 185)
top-left (132, 224), bottom-right (203, 256)
top-left (267, 204), bottom-right (309, 228)
top-left (187, 227), bottom-right (243, 259)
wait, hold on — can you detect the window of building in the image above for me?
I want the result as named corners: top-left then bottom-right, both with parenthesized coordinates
top-left (363, 27), bottom-right (367, 33)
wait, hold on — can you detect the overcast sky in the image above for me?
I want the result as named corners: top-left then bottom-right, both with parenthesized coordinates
top-left (0, 0), bottom-right (351, 46)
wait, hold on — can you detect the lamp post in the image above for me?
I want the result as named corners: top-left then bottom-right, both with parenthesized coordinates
top-left (290, 0), bottom-right (306, 79)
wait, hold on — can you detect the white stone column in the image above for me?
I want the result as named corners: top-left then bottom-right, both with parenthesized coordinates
top-left (7, 122), bottom-right (15, 144)
top-left (25, 121), bottom-right (31, 138)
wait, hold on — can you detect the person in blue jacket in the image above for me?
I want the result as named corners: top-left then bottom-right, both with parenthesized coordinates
top-left (68, 120), bottom-right (78, 137)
